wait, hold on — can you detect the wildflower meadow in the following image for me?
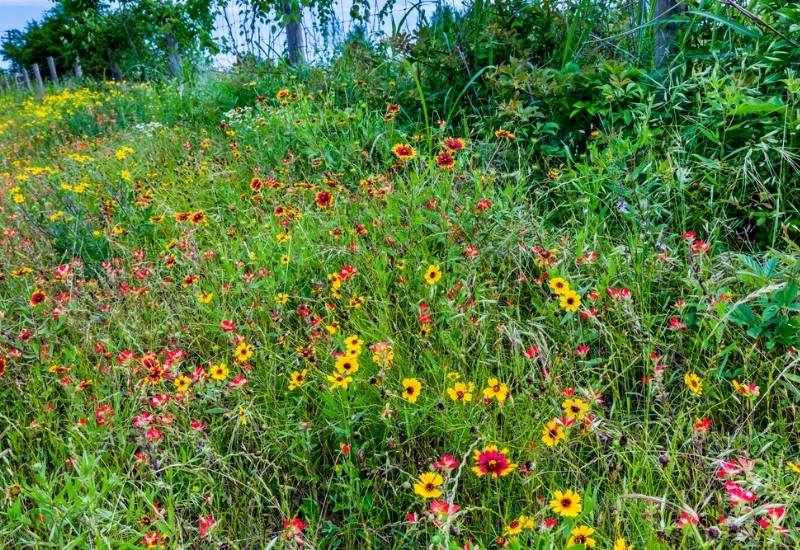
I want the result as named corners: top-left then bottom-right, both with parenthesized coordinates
top-left (1, 1), bottom-right (800, 548)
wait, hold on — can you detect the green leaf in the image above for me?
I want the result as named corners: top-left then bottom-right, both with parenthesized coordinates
top-left (775, 281), bottom-right (798, 307)
top-left (761, 304), bottom-right (779, 322)
top-left (728, 304), bottom-right (758, 326)
top-left (729, 96), bottom-right (785, 116)
top-left (686, 10), bottom-right (762, 39)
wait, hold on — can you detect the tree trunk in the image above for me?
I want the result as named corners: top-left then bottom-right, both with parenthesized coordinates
top-left (282, 1), bottom-right (305, 64)
top-left (165, 33), bottom-right (182, 79)
top-left (108, 49), bottom-right (123, 81)
top-left (654, 0), bottom-right (685, 67)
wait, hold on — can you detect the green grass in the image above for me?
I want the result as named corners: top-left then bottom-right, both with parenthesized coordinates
top-left (0, 70), bottom-right (798, 550)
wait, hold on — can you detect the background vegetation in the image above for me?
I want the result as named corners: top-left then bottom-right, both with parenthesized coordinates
top-left (1, 0), bottom-right (799, 548)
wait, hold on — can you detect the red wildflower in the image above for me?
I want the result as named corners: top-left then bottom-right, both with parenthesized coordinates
top-left (463, 244), bottom-right (479, 259)
top-left (315, 191), bottom-right (334, 208)
top-left (694, 418), bottom-right (711, 433)
top-left (95, 404), bottom-right (114, 426)
top-left (471, 445), bottom-right (516, 477)
top-left (145, 426), bottom-right (163, 442)
top-left (281, 517), bottom-right (307, 541)
top-left (676, 511), bottom-right (699, 527)
top-left (199, 515), bottom-right (215, 537)
top-left (443, 137), bottom-right (465, 152)
top-left (668, 317), bottom-right (687, 330)
top-left (228, 374), bottom-right (248, 388)
top-left (30, 289), bottom-right (47, 307)
top-left (54, 264), bottom-right (72, 280)
top-left (429, 499), bottom-right (460, 517)
top-left (435, 150), bottom-right (455, 169)
top-left (475, 198), bottom-right (492, 212)
top-left (724, 480), bottom-right (756, 506)
top-left (522, 345), bottom-right (539, 358)
top-left (434, 454), bottom-right (459, 472)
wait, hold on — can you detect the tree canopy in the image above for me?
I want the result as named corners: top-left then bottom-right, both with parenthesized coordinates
top-left (1, 0), bottom-right (219, 80)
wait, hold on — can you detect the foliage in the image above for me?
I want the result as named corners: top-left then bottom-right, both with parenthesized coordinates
top-left (1, 0), bottom-right (219, 81)
top-left (1, 60), bottom-right (800, 547)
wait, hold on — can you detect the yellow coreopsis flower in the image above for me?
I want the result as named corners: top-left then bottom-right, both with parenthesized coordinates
top-left (413, 471), bottom-right (443, 499)
top-left (562, 398), bottom-right (589, 420)
top-left (208, 363), bottom-right (229, 381)
top-left (542, 420), bottom-right (566, 447)
top-left (447, 382), bottom-right (474, 403)
top-left (684, 372), bottom-right (702, 394)
top-left (424, 265), bottom-right (442, 285)
top-left (567, 525), bottom-right (596, 548)
top-left (288, 369), bottom-right (307, 390)
top-left (482, 378), bottom-right (508, 403)
top-left (550, 489), bottom-right (582, 517)
top-left (401, 378), bottom-right (422, 403)
top-left (174, 375), bottom-right (191, 393)
top-left (235, 341), bottom-right (253, 363)
top-left (548, 277), bottom-right (571, 295)
top-left (327, 372), bottom-right (352, 390)
top-left (559, 290), bottom-right (581, 312)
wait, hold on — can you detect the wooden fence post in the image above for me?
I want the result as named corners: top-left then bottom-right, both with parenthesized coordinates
top-left (164, 34), bottom-right (182, 80)
top-left (22, 68), bottom-right (33, 93)
top-left (32, 63), bottom-right (45, 95)
top-left (108, 49), bottom-right (123, 82)
top-left (655, 0), bottom-right (685, 67)
top-left (47, 56), bottom-right (59, 84)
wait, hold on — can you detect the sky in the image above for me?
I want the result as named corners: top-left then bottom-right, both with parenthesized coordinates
top-left (0, 0), bottom-right (54, 68)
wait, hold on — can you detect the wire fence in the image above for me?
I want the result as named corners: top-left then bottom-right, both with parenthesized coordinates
top-left (0, 0), bottom-right (462, 95)
top-left (212, 0), bottom-right (460, 64)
